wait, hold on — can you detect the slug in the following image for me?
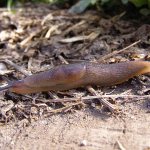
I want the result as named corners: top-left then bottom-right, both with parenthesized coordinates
top-left (0, 61), bottom-right (150, 94)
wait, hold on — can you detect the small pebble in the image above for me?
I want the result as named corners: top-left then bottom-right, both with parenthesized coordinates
top-left (80, 140), bottom-right (87, 146)
top-left (91, 103), bottom-right (96, 108)
top-left (0, 63), bottom-right (7, 71)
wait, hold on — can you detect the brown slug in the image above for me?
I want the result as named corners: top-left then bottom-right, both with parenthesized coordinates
top-left (0, 61), bottom-right (150, 94)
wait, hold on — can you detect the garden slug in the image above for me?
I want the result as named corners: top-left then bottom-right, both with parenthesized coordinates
top-left (0, 61), bottom-right (150, 94)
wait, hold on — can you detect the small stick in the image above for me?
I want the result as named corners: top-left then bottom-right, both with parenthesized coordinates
top-left (58, 55), bottom-right (69, 64)
top-left (62, 20), bottom-right (86, 36)
top-left (58, 55), bottom-right (117, 112)
top-left (98, 40), bottom-right (141, 62)
top-left (45, 94), bottom-right (150, 103)
top-left (86, 86), bottom-right (117, 112)
top-left (116, 140), bottom-right (126, 150)
top-left (4, 59), bottom-right (31, 76)
top-left (46, 101), bottom-right (84, 114)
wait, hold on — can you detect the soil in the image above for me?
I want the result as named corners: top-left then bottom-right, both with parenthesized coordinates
top-left (0, 3), bottom-right (150, 150)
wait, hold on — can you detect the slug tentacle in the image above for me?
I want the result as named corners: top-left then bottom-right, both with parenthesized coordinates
top-left (0, 83), bottom-right (13, 91)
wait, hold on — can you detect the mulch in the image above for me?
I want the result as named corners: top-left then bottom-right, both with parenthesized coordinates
top-left (0, 3), bottom-right (149, 123)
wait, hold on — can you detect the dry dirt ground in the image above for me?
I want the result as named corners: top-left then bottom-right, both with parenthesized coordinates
top-left (0, 3), bottom-right (150, 150)
top-left (0, 107), bottom-right (150, 150)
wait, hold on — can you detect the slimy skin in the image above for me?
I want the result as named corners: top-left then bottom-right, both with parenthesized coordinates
top-left (0, 61), bottom-right (150, 94)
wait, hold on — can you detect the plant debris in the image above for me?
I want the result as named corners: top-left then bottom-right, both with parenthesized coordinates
top-left (0, 3), bottom-right (149, 123)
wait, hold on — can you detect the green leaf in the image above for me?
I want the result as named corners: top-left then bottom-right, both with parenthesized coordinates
top-left (101, 0), bottom-right (110, 5)
top-left (91, 0), bottom-right (98, 5)
top-left (7, 0), bottom-right (13, 11)
top-left (140, 8), bottom-right (150, 15)
top-left (68, 0), bottom-right (92, 14)
top-left (148, 0), bottom-right (150, 8)
top-left (129, 0), bottom-right (147, 7)
top-left (121, 0), bottom-right (129, 4)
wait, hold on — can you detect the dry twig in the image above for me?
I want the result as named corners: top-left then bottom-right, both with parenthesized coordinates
top-left (116, 140), bottom-right (126, 150)
top-left (46, 101), bottom-right (84, 114)
top-left (98, 40), bottom-right (141, 62)
top-left (4, 59), bottom-right (31, 76)
top-left (45, 94), bottom-right (150, 103)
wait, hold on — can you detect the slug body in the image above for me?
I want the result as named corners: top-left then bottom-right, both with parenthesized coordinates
top-left (1, 61), bottom-right (150, 94)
